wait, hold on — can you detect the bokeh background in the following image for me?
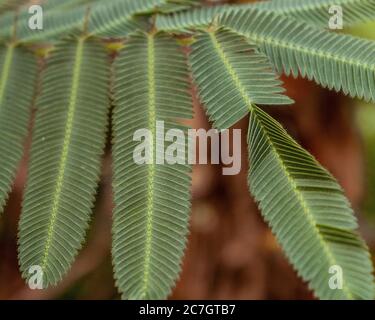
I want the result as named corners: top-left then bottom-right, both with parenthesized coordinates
top-left (0, 0), bottom-right (375, 299)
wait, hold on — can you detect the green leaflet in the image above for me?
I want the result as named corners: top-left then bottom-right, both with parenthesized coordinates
top-left (189, 29), bottom-right (374, 299)
top-left (18, 38), bottom-right (110, 287)
top-left (156, 0), bottom-right (375, 31)
top-left (247, 106), bottom-right (374, 299)
top-left (0, 44), bottom-right (36, 213)
top-left (189, 29), bottom-right (293, 129)
top-left (113, 32), bottom-right (192, 299)
top-left (255, 0), bottom-right (375, 28)
top-left (88, 0), bottom-right (165, 37)
top-left (220, 9), bottom-right (375, 103)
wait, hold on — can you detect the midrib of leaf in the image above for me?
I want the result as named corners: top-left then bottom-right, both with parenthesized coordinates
top-left (209, 30), bottom-right (354, 299)
top-left (141, 33), bottom-right (156, 298)
top-left (240, 31), bottom-right (375, 73)
top-left (208, 31), bottom-right (254, 112)
top-left (0, 44), bottom-right (14, 107)
top-left (41, 37), bottom-right (84, 271)
top-left (251, 108), bottom-right (354, 299)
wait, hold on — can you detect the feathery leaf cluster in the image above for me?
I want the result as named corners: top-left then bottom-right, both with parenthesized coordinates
top-left (0, 0), bottom-right (373, 300)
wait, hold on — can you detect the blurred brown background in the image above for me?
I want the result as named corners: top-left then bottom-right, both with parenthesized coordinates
top-left (0, 0), bottom-right (375, 300)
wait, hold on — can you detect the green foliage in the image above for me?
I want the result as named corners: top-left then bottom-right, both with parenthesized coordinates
top-left (18, 38), bottom-right (110, 286)
top-left (112, 32), bottom-right (192, 299)
top-left (254, 0), bottom-right (375, 27)
top-left (248, 106), bottom-right (373, 299)
top-left (158, 7), bottom-right (375, 103)
top-left (0, 44), bottom-right (36, 212)
top-left (189, 29), bottom-right (293, 129)
top-left (156, 0), bottom-right (375, 31)
top-left (189, 29), bottom-right (374, 299)
top-left (0, 0), bottom-right (374, 300)
top-left (220, 10), bottom-right (375, 103)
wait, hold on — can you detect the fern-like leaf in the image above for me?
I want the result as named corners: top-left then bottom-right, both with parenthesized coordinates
top-left (0, 44), bottom-right (36, 213)
top-left (18, 38), bottom-right (110, 287)
top-left (247, 105), bottom-right (374, 299)
top-left (189, 28), bottom-right (374, 299)
top-left (113, 32), bottom-right (192, 299)
top-left (220, 10), bottom-right (375, 103)
top-left (189, 29), bottom-right (293, 129)
top-left (158, 9), bottom-right (375, 102)
top-left (255, 0), bottom-right (375, 28)
top-left (156, 0), bottom-right (375, 31)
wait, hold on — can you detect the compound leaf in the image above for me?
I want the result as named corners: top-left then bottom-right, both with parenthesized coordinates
top-left (188, 28), bottom-right (374, 300)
